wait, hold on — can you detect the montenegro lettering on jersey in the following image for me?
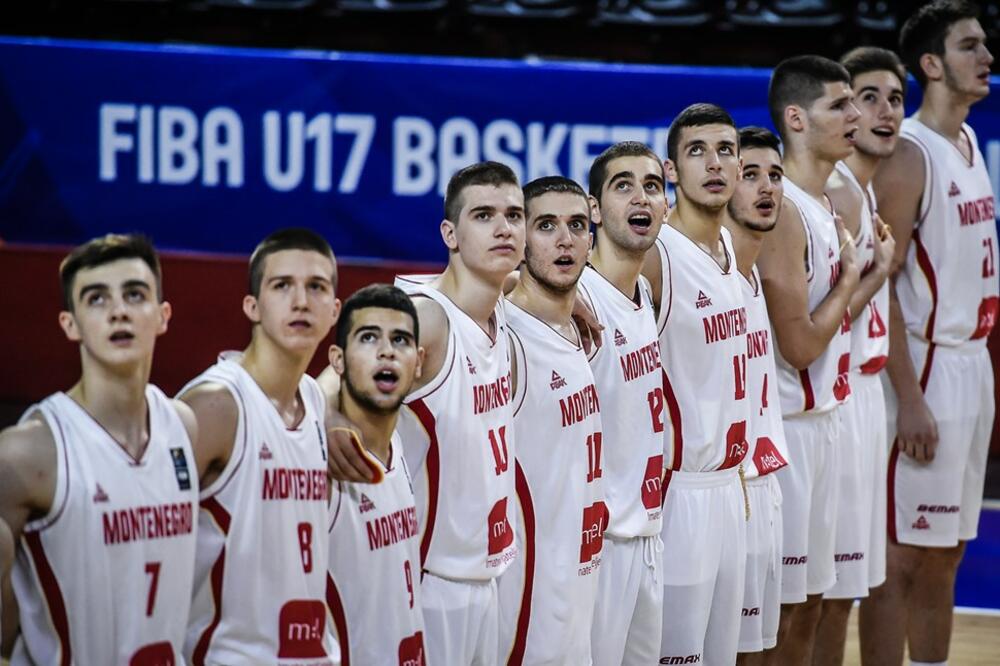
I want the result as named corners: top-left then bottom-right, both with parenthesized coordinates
top-left (473, 373), bottom-right (512, 414)
top-left (747, 329), bottom-right (769, 359)
top-left (560, 383), bottom-right (601, 427)
top-left (958, 196), bottom-right (996, 227)
top-left (261, 467), bottom-right (329, 501)
top-left (619, 341), bottom-right (662, 382)
top-left (102, 501), bottom-right (195, 545)
top-left (702, 307), bottom-right (748, 344)
top-left (366, 506), bottom-right (420, 551)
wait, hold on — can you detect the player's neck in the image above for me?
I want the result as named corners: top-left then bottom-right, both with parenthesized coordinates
top-left (723, 218), bottom-right (763, 280)
top-left (339, 392), bottom-right (396, 467)
top-left (69, 356), bottom-right (150, 455)
top-left (783, 149), bottom-right (837, 201)
top-left (590, 237), bottom-right (644, 300)
top-left (670, 195), bottom-right (726, 248)
top-left (434, 262), bottom-right (504, 331)
top-left (916, 87), bottom-right (973, 142)
top-left (842, 150), bottom-right (880, 189)
top-left (508, 275), bottom-right (576, 340)
top-left (241, 333), bottom-right (313, 425)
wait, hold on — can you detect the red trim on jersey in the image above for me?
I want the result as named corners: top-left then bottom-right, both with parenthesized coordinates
top-left (408, 399), bottom-right (440, 571)
top-left (860, 355), bottom-right (888, 375)
top-left (887, 443), bottom-right (901, 544)
top-left (24, 532), bottom-right (71, 666)
top-left (326, 574), bottom-right (351, 666)
top-left (798, 369), bottom-right (816, 412)
top-left (192, 497), bottom-right (231, 666)
top-left (507, 462), bottom-right (536, 666)
top-left (919, 343), bottom-right (937, 392)
top-left (662, 369), bottom-right (683, 471)
top-left (912, 230), bottom-right (939, 342)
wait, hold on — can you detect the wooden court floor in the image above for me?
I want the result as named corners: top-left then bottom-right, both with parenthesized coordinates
top-left (844, 607), bottom-right (1000, 665)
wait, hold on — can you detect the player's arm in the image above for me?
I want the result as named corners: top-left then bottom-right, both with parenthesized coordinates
top-left (177, 383), bottom-right (237, 488)
top-left (873, 137), bottom-right (938, 462)
top-left (757, 199), bottom-right (860, 370)
top-left (0, 419), bottom-right (57, 657)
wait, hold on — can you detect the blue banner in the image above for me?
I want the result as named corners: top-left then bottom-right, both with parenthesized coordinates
top-left (2, 37), bottom-right (1000, 263)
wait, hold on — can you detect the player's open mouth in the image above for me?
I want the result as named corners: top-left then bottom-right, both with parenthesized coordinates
top-left (109, 331), bottom-right (135, 343)
top-left (374, 369), bottom-right (399, 392)
top-left (754, 199), bottom-right (775, 214)
top-left (554, 255), bottom-right (575, 267)
top-left (871, 126), bottom-right (895, 138)
top-left (628, 213), bottom-right (652, 232)
top-left (289, 320), bottom-right (312, 329)
top-left (845, 128), bottom-right (858, 143)
top-left (703, 178), bottom-right (726, 193)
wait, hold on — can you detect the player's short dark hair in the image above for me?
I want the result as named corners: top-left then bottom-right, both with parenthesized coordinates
top-left (840, 46), bottom-right (908, 95)
top-left (738, 126), bottom-right (782, 153)
top-left (523, 176), bottom-right (589, 218)
top-left (769, 55), bottom-right (851, 139)
top-left (60, 233), bottom-right (162, 311)
top-left (336, 284), bottom-right (419, 350)
top-left (444, 161), bottom-right (520, 223)
top-left (900, 1), bottom-right (981, 88)
top-left (588, 141), bottom-right (663, 203)
top-left (248, 228), bottom-right (337, 297)
top-left (667, 103), bottom-right (737, 163)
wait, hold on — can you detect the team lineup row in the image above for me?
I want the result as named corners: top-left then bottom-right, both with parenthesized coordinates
top-left (0, 1), bottom-right (995, 665)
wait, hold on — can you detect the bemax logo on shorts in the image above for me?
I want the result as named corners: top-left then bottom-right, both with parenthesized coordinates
top-left (916, 504), bottom-right (959, 514)
top-left (488, 498), bottom-right (514, 555)
top-left (660, 654), bottom-right (701, 664)
top-left (580, 501), bottom-right (609, 563)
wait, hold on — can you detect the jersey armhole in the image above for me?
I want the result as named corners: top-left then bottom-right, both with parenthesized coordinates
top-left (656, 239), bottom-right (673, 335)
top-left (509, 330), bottom-right (529, 418)
top-left (196, 378), bottom-right (250, 501)
top-left (328, 481), bottom-right (345, 533)
top-left (20, 406), bottom-right (70, 534)
top-left (405, 296), bottom-right (456, 403)
top-left (577, 282), bottom-right (603, 363)
top-left (908, 136), bottom-right (934, 229)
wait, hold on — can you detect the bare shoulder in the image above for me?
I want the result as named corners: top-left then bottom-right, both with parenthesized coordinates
top-left (414, 295), bottom-right (449, 339)
top-left (178, 381), bottom-right (237, 420)
top-left (826, 172), bottom-right (863, 235)
top-left (874, 137), bottom-right (924, 202)
top-left (171, 399), bottom-right (199, 448)
top-left (176, 381), bottom-right (237, 472)
top-left (759, 197), bottom-right (805, 266)
top-left (315, 366), bottom-right (341, 411)
top-left (0, 415), bottom-right (57, 518)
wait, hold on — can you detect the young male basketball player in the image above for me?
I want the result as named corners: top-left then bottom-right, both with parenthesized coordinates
top-left (814, 46), bottom-right (904, 665)
top-left (497, 176), bottom-right (606, 665)
top-left (0, 234), bottom-right (200, 664)
top-left (640, 104), bottom-right (751, 666)
top-left (583, 141), bottom-right (666, 665)
top-left (723, 126), bottom-right (791, 666)
top-left (866, 4), bottom-right (997, 664)
top-left (180, 228), bottom-right (341, 664)
top-left (325, 284), bottom-right (427, 666)
top-left (391, 162), bottom-right (524, 665)
top-left (761, 55), bottom-right (861, 664)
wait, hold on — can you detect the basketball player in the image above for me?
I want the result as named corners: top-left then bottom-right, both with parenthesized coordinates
top-left (0, 234), bottom-right (200, 664)
top-left (636, 104), bottom-right (751, 665)
top-left (324, 284), bottom-right (427, 666)
top-left (814, 47), bottom-right (904, 665)
top-left (497, 176), bottom-right (606, 665)
top-left (179, 228), bottom-right (341, 664)
top-left (583, 141), bottom-right (666, 665)
top-left (866, 4), bottom-right (996, 664)
top-left (761, 56), bottom-right (861, 664)
top-left (723, 126), bottom-right (791, 665)
top-left (391, 162), bottom-right (524, 665)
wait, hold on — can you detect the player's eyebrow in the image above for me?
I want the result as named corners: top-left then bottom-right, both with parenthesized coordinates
top-left (121, 279), bottom-right (153, 291)
top-left (468, 205), bottom-right (497, 216)
top-left (77, 282), bottom-right (109, 300)
top-left (267, 274), bottom-right (333, 285)
top-left (608, 170), bottom-right (635, 186)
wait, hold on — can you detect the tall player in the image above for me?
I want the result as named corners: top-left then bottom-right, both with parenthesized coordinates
top-left (0, 234), bottom-right (200, 664)
top-left (393, 162), bottom-right (524, 665)
top-left (723, 126), bottom-right (791, 665)
top-left (583, 141), bottom-right (666, 665)
top-left (180, 228), bottom-right (341, 664)
top-left (497, 176), bottom-right (606, 665)
top-left (641, 104), bottom-right (751, 665)
top-left (814, 47), bottom-right (904, 665)
top-left (325, 284), bottom-right (427, 666)
top-left (761, 56), bottom-right (861, 664)
top-left (866, 4), bottom-right (997, 664)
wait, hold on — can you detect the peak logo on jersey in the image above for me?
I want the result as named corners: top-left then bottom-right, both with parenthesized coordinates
top-left (487, 497), bottom-right (514, 556)
top-left (912, 515), bottom-right (931, 530)
top-left (170, 447), bottom-right (192, 491)
top-left (399, 631), bottom-right (426, 666)
top-left (559, 384), bottom-right (601, 427)
top-left (916, 504), bottom-right (960, 513)
top-left (660, 654), bottom-right (701, 664)
top-left (472, 373), bottom-right (512, 415)
top-left (580, 501), bottom-right (609, 563)
top-left (957, 196), bottom-right (995, 226)
top-left (277, 600), bottom-right (328, 659)
top-left (93, 483), bottom-right (109, 503)
top-left (642, 455), bottom-right (664, 512)
top-left (466, 356), bottom-right (477, 375)
top-left (949, 181), bottom-right (962, 197)
top-left (359, 493), bottom-right (376, 513)
top-left (614, 329), bottom-right (628, 347)
top-left (696, 290), bottom-right (712, 309)
top-left (550, 370), bottom-right (567, 390)
top-left (259, 442), bottom-right (274, 460)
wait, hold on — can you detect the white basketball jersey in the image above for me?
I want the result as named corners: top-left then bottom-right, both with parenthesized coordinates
top-left (394, 277), bottom-right (517, 580)
top-left (182, 354), bottom-right (336, 665)
top-left (836, 161), bottom-right (890, 374)
top-left (655, 224), bottom-right (751, 472)
top-left (897, 118), bottom-right (999, 348)
top-left (776, 179), bottom-right (853, 416)
top-left (740, 267), bottom-right (791, 480)
top-left (327, 432), bottom-right (425, 666)
top-left (11, 387), bottom-right (197, 666)
top-left (577, 266), bottom-right (663, 539)
top-left (498, 300), bottom-right (606, 665)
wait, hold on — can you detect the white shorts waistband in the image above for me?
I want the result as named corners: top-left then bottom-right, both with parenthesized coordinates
top-left (664, 466), bottom-right (740, 489)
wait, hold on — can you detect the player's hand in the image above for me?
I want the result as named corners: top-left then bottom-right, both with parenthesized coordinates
top-left (834, 214), bottom-right (859, 273)
top-left (895, 396), bottom-right (939, 463)
top-left (872, 213), bottom-right (896, 274)
top-left (326, 412), bottom-right (383, 484)
top-left (572, 294), bottom-right (603, 355)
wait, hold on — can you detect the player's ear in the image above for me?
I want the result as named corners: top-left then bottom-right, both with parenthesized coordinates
top-left (157, 300), bottom-right (172, 336)
top-left (664, 159), bottom-right (679, 185)
top-left (440, 219), bottom-right (459, 252)
top-left (329, 344), bottom-right (345, 375)
top-left (588, 195), bottom-right (602, 227)
top-left (330, 297), bottom-right (342, 328)
top-left (58, 310), bottom-right (81, 342)
top-left (784, 105), bottom-right (805, 134)
top-left (414, 345), bottom-right (426, 381)
top-left (920, 52), bottom-right (943, 83)
top-left (242, 294), bottom-right (261, 324)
